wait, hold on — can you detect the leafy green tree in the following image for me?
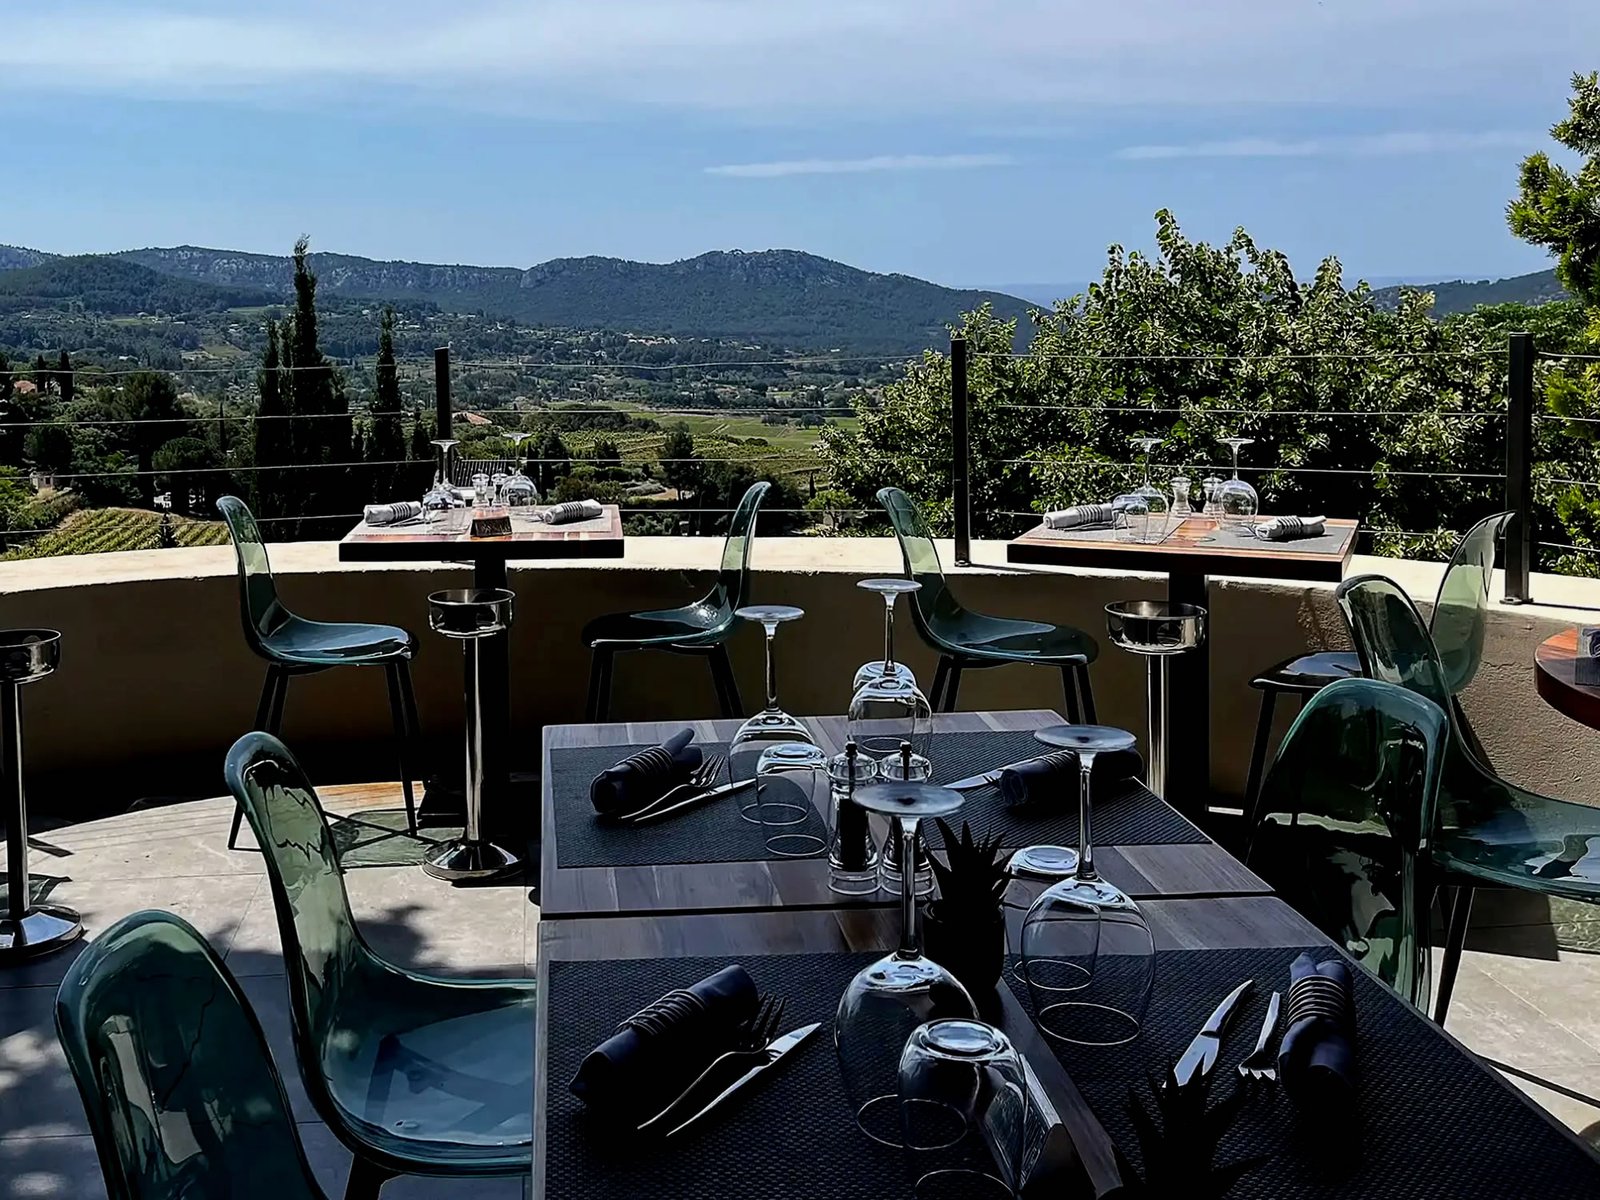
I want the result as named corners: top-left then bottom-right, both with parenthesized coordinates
top-left (368, 307), bottom-right (407, 502)
top-left (1509, 72), bottom-right (1600, 306)
top-left (25, 423), bottom-right (73, 475)
top-left (592, 437), bottom-right (622, 467)
top-left (660, 423), bottom-right (699, 496)
top-left (536, 430), bottom-right (571, 493)
top-left (253, 319), bottom-right (290, 515)
top-left (119, 372), bottom-right (186, 505)
top-left (153, 436), bottom-right (220, 515)
top-left (55, 350), bottom-right (73, 403)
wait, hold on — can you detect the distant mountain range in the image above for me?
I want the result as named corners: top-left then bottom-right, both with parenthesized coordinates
top-left (0, 244), bottom-right (1031, 354)
top-left (1370, 268), bottom-right (1571, 314)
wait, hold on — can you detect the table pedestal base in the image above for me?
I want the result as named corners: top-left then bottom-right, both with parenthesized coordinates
top-left (0, 904), bottom-right (83, 962)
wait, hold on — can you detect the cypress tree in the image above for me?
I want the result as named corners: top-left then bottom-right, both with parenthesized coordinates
top-left (253, 320), bottom-right (290, 516)
top-left (56, 350), bottom-right (73, 403)
top-left (368, 307), bottom-right (406, 501)
top-left (282, 237), bottom-right (350, 524)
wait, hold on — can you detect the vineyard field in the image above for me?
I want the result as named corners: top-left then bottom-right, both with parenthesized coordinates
top-left (5, 509), bottom-right (230, 559)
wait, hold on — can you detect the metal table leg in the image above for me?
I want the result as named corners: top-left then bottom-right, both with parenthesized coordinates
top-left (1166, 571), bottom-right (1210, 813)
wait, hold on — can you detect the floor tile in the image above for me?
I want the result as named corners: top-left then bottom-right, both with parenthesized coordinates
top-left (0, 988), bottom-right (89, 1143)
top-left (0, 1134), bottom-right (106, 1200)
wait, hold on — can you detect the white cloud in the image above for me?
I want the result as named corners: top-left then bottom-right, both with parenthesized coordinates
top-left (706, 154), bottom-right (1014, 178)
top-left (1116, 131), bottom-right (1537, 160)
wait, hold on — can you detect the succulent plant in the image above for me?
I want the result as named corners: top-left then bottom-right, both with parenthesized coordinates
top-left (928, 818), bottom-right (1007, 923)
top-left (1106, 1068), bottom-right (1267, 1199)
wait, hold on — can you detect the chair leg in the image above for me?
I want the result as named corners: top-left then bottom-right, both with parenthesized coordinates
top-left (1074, 662), bottom-right (1098, 724)
top-left (384, 661), bottom-right (419, 835)
top-left (1059, 665), bottom-right (1082, 724)
top-left (929, 656), bottom-right (952, 712)
top-left (1242, 690), bottom-right (1279, 832)
top-left (708, 644), bottom-right (744, 719)
top-left (343, 1155), bottom-right (396, 1200)
top-left (1433, 884), bottom-right (1476, 1027)
top-left (943, 662), bottom-right (964, 713)
top-left (586, 647), bottom-right (615, 722)
top-left (232, 666), bottom-right (286, 850)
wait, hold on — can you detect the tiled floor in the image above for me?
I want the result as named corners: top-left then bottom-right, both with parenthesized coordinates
top-left (4, 795), bottom-right (1600, 1198)
top-left (2, 789), bottom-right (536, 1200)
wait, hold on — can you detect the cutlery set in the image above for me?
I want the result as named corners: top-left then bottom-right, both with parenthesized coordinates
top-left (608, 754), bottom-right (753, 825)
top-left (1168, 978), bottom-right (1283, 1090)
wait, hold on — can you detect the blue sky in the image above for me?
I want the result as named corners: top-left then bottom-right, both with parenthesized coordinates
top-left (2, 0), bottom-right (1596, 290)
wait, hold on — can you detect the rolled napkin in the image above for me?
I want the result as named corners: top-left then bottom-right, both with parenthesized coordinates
top-left (997, 748), bottom-right (1146, 808)
top-left (590, 729), bottom-right (703, 817)
top-left (1278, 953), bottom-right (1356, 1115)
top-left (1044, 503), bottom-right (1119, 531)
top-left (569, 965), bottom-right (761, 1122)
top-left (1254, 515), bottom-right (1326, 542)
top-left (541, 499), bottom-right (605, 525)
top-left (363, 501), bottom-right (423, 526)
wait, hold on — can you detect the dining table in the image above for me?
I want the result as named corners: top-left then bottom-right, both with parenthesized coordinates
top-left (539, 709), bottom-right (1270, 920)
top-left (1006, 516), bottom-right (1359, 814)
top-left (339, 504), bottom-right (624, 842)
top-left (1534, 627), bottom-right (1600, 731)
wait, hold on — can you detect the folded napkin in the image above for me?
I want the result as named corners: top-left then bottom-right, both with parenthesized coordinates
top-left (590, 729), bottom-right (703, 816)
top-left (1278, 953), bottom-right (1356, 1115)
top-left (363, 501), bottom-right (422, 526)
top-left (542, 499), bottom-right (605, 525)
top-left (997, 747), bottom-right (1146, 807)
top-left (1044, 503), bottom-right (1120, 531)
top-left (1254, 515), bottom-right (1326, 542)
top-left (569, 965), bottom-right (760, 1121)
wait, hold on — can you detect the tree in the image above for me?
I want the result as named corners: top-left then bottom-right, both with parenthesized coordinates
top-left (119, 372), bottom-right (185, 505)
top-left (153, 436), bottom-right (220, 515)
top-left (25, 424), bottom-right (73, 476)
top-left (0, 351), bottom-right (12, 404)
top-left (368, 306), bottom-right (406, 501)
top-left (253, 319), bottom-right (290, 516)
top-left (660, 423), bottom-right (699, 496)
top-left (282, 237), bottom-right (350, 523)
top-left (1509, 72), bottom-right (1600, 306)
top-left (31, 354), bottom-right (50, 395)
top-left (536, 430), bottom-right (571, 494)
top-left (593, 437), bottom-right (622, 467)
top-left (55, 350), bottom-right (73, 404)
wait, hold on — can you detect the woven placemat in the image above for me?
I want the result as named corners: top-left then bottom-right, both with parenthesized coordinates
top-left (546, 950), bottom-right (1600, 1200)
top-left (550, 730), bottom-right (1200, 869)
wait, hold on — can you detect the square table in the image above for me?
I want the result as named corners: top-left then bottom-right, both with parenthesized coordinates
top-left (534, 896), bottom-right (1600, 1199)
top-left (539, 709), bottom-right (1270, 919)
top-left (1006, 517), bottom-right (1359, 812)
top-left (339, 505), bottom-right (624, 840)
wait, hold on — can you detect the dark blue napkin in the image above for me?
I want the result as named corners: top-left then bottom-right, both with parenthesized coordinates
top-left (1278, 953), bottom-right (1356, 1113)
top-left (997, 748), bottom-right (1145, 808)
top-left (569, 964), bottom-right (759, 1122)
top-left (590, 729), bottom-right (702, 816)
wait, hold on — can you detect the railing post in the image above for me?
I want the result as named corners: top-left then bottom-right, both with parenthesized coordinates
top-left (1505, 331), bottom-right (1535, 604)
top-left (951, 335), bottom-right (971, 566)
top-left (434, 346), bottom-right (452, 439)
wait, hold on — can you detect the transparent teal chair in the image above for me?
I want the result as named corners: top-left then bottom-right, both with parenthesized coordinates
top-left (217, 495), bottom-right (421, 850)
top-left (1246, 678), bottom-right (1449, 1009)
top-left (55, 909), bottom-right (330, 1200)
top-left (877, 487), bottom-right (1098, 720)
top-left (1243, 511), bottom-right (1512, 816)
top-left (582, 480), bottom-right (767, 720)
top-left (1337, 572), bottom-right (1600, 1024)
top-left (224, 732), bottom-right (535, 1199)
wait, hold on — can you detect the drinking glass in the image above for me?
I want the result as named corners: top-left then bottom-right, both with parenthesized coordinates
top-left (1200, 475), bottom-right (1224, 524)
top-left (423, 438), bottom-right (461, 520)
top-left (730, 605), bottom-right (814, 821)
top-left (1019, 725), bottom-right (1154, 1047)
top-left (1112, 492), bottom-right (1148, 544)
top-left (1169, 475), bottom-right (1192, 520)
top-left (828, 740), bottom-right (881, 895)
top-left (899, 1020), bottom-right (1029, 1200)
top-left (1131, 438), bottom-right (1170, 544)
top-left (1217, 437), bottom-right (1260, 531)
top-left (837, 781), bottom-right (976, 1146)
top-left (853, 578), bottom-right (920, 692)
top-left (754, 742), bottom-right (829, 858)
top-left (470, 471), bottom-right (492, 505)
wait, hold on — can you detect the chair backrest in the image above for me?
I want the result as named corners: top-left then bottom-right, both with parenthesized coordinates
top-left (877, 487), bottom-right (966, 645)
top-left (1429, 511), bottom-right (1511, 695)
top-left (223, 731), bottom-right (378, 1132)
top-left (55, 909), bottom-right (327, 1200)
top-left (217, 495), bottom-right (290, 657)
top-left (1335, 574), bottom-right (1455, 711)
top-left (705, 480), bottom-right (768, 617)
top-left (1248, 678), bottom-right (1448, 1008)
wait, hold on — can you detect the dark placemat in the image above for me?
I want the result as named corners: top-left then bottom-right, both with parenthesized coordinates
top-left (1030, 521), bottom-right (1353, 557)
top-left (1012, 946), bottom-right (1600, 1199)
top-left (550, 731), bottom-right (1202, 869)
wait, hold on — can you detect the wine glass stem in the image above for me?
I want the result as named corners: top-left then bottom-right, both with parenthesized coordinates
top-left (1078, 755), bottom-right (1097, 881)
top-left (897, 816), bottom-right (921, 958)
top-left (764, 624), bottom-right (779, 712)
top-left (882, 597), bottom-right (896, 671)
top-left (1231, 444), bottom-right (1241, 481)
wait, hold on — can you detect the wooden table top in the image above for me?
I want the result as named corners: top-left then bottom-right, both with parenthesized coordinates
top-left (539, 709), bottom-right (1269, 919)
top-left (1535, 628), bottom-right (1600, 731)
top-left (1006, 516), bottom-right (1359, 581)
top-left (337, 504), bottom-right (624, 562)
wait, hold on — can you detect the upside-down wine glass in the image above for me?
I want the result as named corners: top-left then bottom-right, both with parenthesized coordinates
top-left (1217, 437), bottom-right (1260, 531)
top-left (730, 605), bottom-right (815, 821)
top-left (1019, 725), bottom-right (1155, 1047)
top-left (423, 438), bottom-right (462, 521)
top-left (1131, 438), bottom-right (1170, 544)
top-left (837, 781), bottom-right (977, 1146)
top-left (853, 578), bottom-right (920, 691)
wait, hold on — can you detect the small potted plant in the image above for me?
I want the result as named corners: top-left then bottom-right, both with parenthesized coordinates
top-left (923, 818), bottom-right (1008, 997)
top-left (1106, 1069), bottom-right (1266, 1198)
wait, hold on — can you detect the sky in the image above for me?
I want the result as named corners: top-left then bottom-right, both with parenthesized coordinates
top-left (1, 0), bottom-right (1595, 290)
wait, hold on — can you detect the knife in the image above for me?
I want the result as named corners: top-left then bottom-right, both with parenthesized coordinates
top-left (662, 1021), bottom-right (821, 1138)
top-left (627, 777), bottom-right (754, 825)
top-left (1170, 980), bottom-right (1254, 1088)
top-left (947, 768), bottom-right (1006, 791)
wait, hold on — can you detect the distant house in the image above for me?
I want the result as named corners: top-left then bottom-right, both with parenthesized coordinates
top-left (13, 379), bottom-right (38, 395)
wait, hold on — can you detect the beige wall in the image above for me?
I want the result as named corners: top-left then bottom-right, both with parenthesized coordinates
top-left (1, 538), bottom-right (1596, 815)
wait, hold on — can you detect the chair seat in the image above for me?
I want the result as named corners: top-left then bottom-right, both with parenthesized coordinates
top-left (263, 617), bottom-right (415, 667)
top-left (937, 613), bottom-right (1098, 666)
top-left (583, 603), bottom-right (731, 650)
top-left (1438, 800), bottom-right (1600, 903)
top-left (1250, 650), bottom-right (1362, 693)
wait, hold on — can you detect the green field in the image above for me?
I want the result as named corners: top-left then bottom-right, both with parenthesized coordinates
top-left (4, 508), bottom-right (229, 559)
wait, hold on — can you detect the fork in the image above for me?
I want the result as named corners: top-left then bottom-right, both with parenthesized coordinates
top-left (636, 995), bottom-right (786, 1134)
top-left (612, 755), bottom-right (727, 823)
top-left (1236, 990), bottom-right (1282, 1083)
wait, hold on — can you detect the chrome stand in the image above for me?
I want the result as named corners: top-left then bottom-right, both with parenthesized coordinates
top-left (1104, 601), bottom-right (1207, 801)
top-left (423, 590), bottom-right (520, 881)
top-left (1, 630), bottom-right (82, 962)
